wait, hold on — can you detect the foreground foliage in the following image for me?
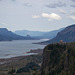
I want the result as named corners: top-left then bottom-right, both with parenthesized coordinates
top-left (0, 54), bottom-right (42, 75)
top-left (41, 42), bottom-right (75, 75)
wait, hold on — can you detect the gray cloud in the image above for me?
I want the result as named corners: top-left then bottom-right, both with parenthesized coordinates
top-left (71, 0), bottom-right (75, 2)
top-left (45, 1), bottom-right (66, 8)
top-left (12, 0), bottom-right (16, 1)
top-left (59, 9), bottom-right (66, 14)
top-left (70, 4), bottom-right (75, 7)
top-left (70, 10), bottom-right (75, 15)
top-left (24, 3), bottom-right (32, 7)
top-left (0, 0), bottom-right (16, 2)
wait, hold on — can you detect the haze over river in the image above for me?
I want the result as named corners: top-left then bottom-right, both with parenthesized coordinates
top-left (0, 39), bottom-right (47, 58)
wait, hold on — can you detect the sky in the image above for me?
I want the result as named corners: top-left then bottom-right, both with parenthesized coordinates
top-left (0, 0), bottom-right (75, 32)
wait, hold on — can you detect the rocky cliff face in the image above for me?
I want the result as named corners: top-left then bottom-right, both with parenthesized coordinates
top-left (41, 42), bottom-right (75, 75)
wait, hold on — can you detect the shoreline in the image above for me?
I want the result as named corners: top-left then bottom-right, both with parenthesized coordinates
top-left (0, 49), bottom-right (43, 65)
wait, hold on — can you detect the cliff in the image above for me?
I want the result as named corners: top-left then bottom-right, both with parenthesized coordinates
top-left (41, 42), bottom-right (75, 75)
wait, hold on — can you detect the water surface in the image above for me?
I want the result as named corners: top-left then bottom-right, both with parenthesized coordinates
top-left (0, 39), bottom-right (47, 58)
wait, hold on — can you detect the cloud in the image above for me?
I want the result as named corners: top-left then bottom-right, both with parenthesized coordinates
top-left (69, 16), bottom-right (75, 19)
top-left (24, 3), bottom-right (32, 7)
top-left (42, 13), bottom-right (62, 21)
top-left (1, 23), bottom-right (8, 25)
top-left (1, 23), bottom-right (15, 25)
top-left (0, 0), bottom-right (16, 1)
top-left (70, 10), bottom-right (75, 15)
top-left (70, 4), bottom-right (75, 7)
top-left (32, 15), bottom-right (40, 19)
top-left (45, 1), bottom-right (66, 8)
top-left (12, 24), bottom-right (15, 25)
top-left (71, 0), bottom-right (75, 2)
top-left (0, 0), bottom-right (16, 2)
top-left (12, 0), bottom-right (16, 2)
top-left (59, 9), bottom-right (66, 14)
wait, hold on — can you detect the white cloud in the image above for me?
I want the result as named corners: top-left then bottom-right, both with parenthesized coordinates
top-left (70, 10), bottom-right (75, 15)
top-left (12, 24), bottom-right (15, 25)
top-left (32, 15), bottom-right (40, 19)
top-left (1, 23), bottom-right (8, 25)
top-left (42, 13), bottom-right (62, 21)
top-left (59, 9), bottom-right (66, 14)
top-left (69, 16), bottom-right (75, 19)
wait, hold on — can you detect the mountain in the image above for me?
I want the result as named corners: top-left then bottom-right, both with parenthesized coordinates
top-left (14, 28), bottom-right (64, 39)
top-left (0, 28), bottom-right (35, 41)
top-left (41, 42), bottom-right (75, 75)
top-left (14, 30), bottom-right (47, 37)
top-left (0, 34), bottom-right (11, 41)
top-left (41, 24), bottom-right (75, 44)
top-left (40, 28), bottom-right (64, 39)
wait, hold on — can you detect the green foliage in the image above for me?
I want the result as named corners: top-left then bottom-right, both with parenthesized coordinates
top-left (41, 42), bottom-right (75, 75)
top-left (16, 62), bottom-right (40, 73)
top-left (0, 54), bottom-right (42, 75)
top-left (41, 70), bottom-right (45, 75)
top-left (8, 67), bottom-right (16, 74)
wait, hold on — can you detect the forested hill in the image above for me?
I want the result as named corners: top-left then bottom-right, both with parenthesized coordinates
top-left (41, 42), bottom-right (75, 75)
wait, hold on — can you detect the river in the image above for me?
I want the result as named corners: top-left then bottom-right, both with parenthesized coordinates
top-left (0, 39), bottom-right (47, 58)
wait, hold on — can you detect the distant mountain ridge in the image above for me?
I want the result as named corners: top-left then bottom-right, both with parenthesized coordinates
top-left (14, 30), bottom-right (47, 37)
top-left (40, 28), bottom-right (64, 39)
top-left (41, 24), bottom-right (75, 44)
top-left (0, 28), bottom-right (35, 41)
top-left (14, 28), bottom-right (64, 39)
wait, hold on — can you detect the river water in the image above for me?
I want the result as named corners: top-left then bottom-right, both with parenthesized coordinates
top-left (0, 39), bottom-right (47, 58)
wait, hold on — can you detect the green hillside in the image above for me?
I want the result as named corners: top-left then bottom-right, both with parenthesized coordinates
top-left (41, 42), bottom-right (75, 75)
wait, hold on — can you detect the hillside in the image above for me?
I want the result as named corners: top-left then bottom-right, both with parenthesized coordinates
top-left (41, 28), bottom-right (64, 39)
top-left (14, 28), bottom-right (64, 39)
top-left (41, 42), bottom-right (75, 75)
top-left (0, 28), bottom-right (35, 41)
top-left (0, 54), bottom-right (42, 75)
top-left (41, 24), bottom-right (75, 44)
top-left (14, 30), bottom-right (47, 37)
